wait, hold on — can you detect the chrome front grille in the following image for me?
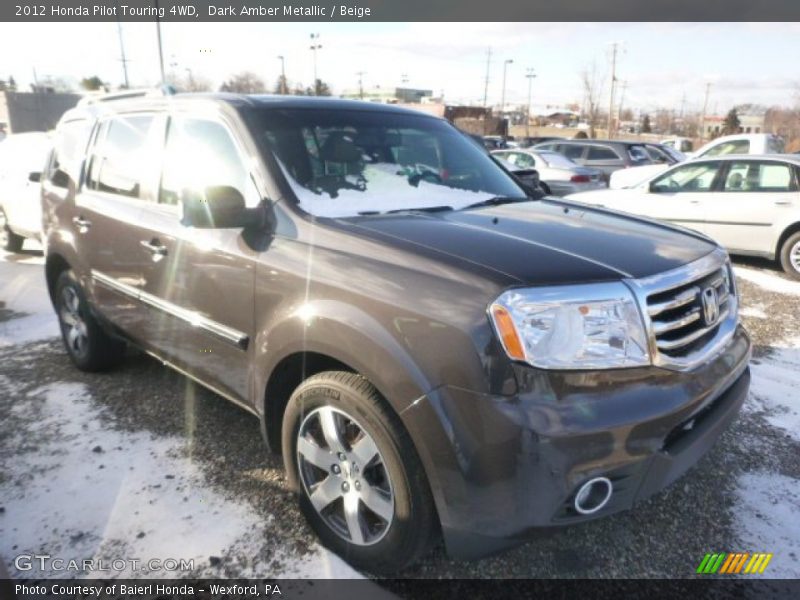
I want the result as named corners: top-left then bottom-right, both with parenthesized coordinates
top-left (647, 268), bottom-right (732, 356)
top-left (627, 248), bottom-right (739, 371)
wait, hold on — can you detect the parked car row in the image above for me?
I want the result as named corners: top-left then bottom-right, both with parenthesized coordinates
top-left (567, 154), bottom-right (800, 279)
top-left (609, 133), bottom-right (785, 190)
top-left (492, 148), bottom-right (606, 196)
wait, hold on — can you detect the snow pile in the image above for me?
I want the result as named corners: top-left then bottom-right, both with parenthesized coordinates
top-left (0, 381), bottom-right (362, 579)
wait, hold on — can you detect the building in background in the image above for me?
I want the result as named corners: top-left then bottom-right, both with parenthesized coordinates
top-left (0, 91), bottom-right (81, 135)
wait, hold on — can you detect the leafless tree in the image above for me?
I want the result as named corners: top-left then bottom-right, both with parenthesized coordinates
top-left (580, 62), bottom-right (605, 138)
top-left (219, 71), bottom-right (266, 94)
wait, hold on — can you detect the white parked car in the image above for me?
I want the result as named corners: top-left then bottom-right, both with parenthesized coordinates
top-left (609, 133), bottom-right (785, 190)
top-left (567, 154), bottom-right (800, 279)
top-left (492, 148), bottom-right (606, 196)
top-left (0, 132), bottom-right (51, 251)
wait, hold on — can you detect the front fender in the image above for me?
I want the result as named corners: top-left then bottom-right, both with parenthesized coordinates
top-left (253, 298), bottom-right (436, 418)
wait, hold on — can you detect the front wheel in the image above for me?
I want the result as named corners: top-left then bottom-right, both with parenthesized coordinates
top-left (0, 208), bottom-right (24, 252)
top-left (282, 371), bottom-right (437, 574)
top-left (55, 270), bottom-right (126, 371)
top-left (779, 231), bottom-right (800, 281)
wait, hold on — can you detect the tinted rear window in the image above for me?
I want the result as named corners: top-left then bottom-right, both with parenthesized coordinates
top-left (627, 145), bottom-right (651, 162)
top-left (587, 146), bottom-right (618, 160)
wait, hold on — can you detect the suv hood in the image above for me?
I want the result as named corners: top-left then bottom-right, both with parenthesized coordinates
top-left (343, 199), bottom-right (716, 286)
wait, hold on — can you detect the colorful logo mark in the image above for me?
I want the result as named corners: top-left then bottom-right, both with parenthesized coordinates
top-left (697, 552), bottom-right (773, 575)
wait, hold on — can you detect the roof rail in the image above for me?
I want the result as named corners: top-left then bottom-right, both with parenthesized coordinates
top-left (77, 85), bottom-right (177, 106)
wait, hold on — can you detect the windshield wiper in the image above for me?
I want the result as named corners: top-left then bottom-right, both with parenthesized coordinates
top-left (462, 196), bottom-right (531, 210)
top-left (357, 205), bottom-right (454, 216)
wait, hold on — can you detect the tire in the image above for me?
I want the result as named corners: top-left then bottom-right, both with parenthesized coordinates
top-left (54, 270), bottom-right (126, 371)
top-left (0, 208), bottom-right (24, 253)
top-left (282, 371), bottom-right (437, 574)
top-left (779, 231), bottom-right (800, 281)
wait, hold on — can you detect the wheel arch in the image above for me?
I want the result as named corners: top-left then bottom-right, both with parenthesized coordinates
top-left (45, 252), bottom-right (72, 306)
top-left (777, 221), bottom-right (800, 260)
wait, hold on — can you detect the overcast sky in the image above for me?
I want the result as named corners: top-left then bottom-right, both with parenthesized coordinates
top-left (1, 21), bottom-right (798, 114)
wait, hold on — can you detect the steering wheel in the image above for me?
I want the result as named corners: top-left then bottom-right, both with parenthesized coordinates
top-left (408, 170), bottom-right (442, 187)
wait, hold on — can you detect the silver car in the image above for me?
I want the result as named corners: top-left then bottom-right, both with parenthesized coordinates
top-left (567, 154), bottom-right (800, 279)
top-left (492, 149), bottom-right (606, 196)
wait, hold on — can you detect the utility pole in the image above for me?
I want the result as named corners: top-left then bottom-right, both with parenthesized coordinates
top-left (500, 58), bottom-right (513, 113)
top-left (617, 80), bottom-right (627, 132)
top-left (309, 33), bottom-right (322, 95)
top-left (525, 68), bottom-right (536, 138)
top-left (277, 55), bottom-right (287, 94)
top-left (482, 47), bottom-right (492, 107)
top-left (117, 22), bottom-right (130, 89)
top-left (154, 0), bottom-right (165, 83)
top-left (700, 82), bottom-right (712, 141)
top-left (607, 42), bottom-right (619, 139)
top-left (356, 71), bottom-right (365, 100)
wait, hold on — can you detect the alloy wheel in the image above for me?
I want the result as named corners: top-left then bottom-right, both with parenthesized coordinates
top-left (296, 406), bottom-right (394, 546)
top-left (60, 286), bottom-right (89, 358)
top-left (791, 240), bottom-right (800, 274)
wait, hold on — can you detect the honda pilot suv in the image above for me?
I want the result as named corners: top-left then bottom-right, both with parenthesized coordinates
top-left (41, 94), bottom-right (751, 574)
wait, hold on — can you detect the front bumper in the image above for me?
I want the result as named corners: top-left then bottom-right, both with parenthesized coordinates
top-left (402, 325), bottom-right (751, 559)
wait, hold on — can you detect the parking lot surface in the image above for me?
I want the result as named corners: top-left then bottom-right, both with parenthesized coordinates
top-left (1, 247), bottom-right (798, 580)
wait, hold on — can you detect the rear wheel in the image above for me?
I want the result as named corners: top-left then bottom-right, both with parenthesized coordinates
top-left (779, 231), bottom-right (800, 281)
top-left (0, 208), bottom-right (24, 253)
top-left (282, 371), bottom-right (437, 574)
top-left (55, 270), bottom-right (126, 371)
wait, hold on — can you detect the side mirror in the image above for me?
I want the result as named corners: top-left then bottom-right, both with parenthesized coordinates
top-left (28, 171), bottom-right (41, 183)
top-left (181, 185), bottom-right (264, 229)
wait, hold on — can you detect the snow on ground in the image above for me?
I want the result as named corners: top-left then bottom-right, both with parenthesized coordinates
top-left (0, 252), bottom-right (363, 580)
top-left (0, 250), bottom-right (58, 347)
top-left (739, 305), bottom-right (767, 319)
top-left (748, 340), bottom-right (800, 443)
top-left (0, 378), bottom-right (361, 579)
top-left (735, 266), bottom-right (800, 297)
top-left (733, 473), bottom-right (800, 578)
top-left (731, 264), bottom-right (800, 578)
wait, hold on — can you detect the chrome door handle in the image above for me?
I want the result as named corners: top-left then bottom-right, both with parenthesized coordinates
top-left (140, 239), bottom-right (168, 258)
top-left (72, 216), bottom-right (91, 230)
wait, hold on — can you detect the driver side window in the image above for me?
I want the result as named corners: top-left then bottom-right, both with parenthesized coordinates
top-left (651, 162), bottom-right (721, 193)
top-left (159, 117), bottom-right (260, 208)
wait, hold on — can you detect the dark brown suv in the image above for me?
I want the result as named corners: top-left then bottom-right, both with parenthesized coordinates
top-left (41, 94), bottom-right (751, 574)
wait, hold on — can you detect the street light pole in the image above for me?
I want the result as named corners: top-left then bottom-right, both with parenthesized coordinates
top-left (500, 59), bottom-right (513, 113)
top-left (356, 71), bottom-right (365, 99)
top-left (309, 33), bottom-right (322, 95)
top-left (277, 55), bottom-right (287, 94)
top-left (525, 68), bottom-right (536, 138)
top-left (700, 82), bottom-right (712, 141)
top-left (117, 22), bottom-right (130, 89)
top-left (154, 0), bottom-right (165, 83)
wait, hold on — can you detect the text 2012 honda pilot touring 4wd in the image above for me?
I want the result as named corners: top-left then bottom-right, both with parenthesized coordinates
top-left (41, 94), bottom-right (751, 574)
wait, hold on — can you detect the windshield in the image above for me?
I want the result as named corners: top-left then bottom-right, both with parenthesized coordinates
top-left (251, 108), bottom-right (526, 217)
top-left (538, 151), bottom-right (578, 169)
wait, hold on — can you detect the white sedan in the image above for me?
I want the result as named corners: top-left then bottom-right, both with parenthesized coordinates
top-left (568, 154), bottom-right (800, 279)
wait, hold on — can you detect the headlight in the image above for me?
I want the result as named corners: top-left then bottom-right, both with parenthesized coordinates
top-left (489, 282), bottom-right (650, 369)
